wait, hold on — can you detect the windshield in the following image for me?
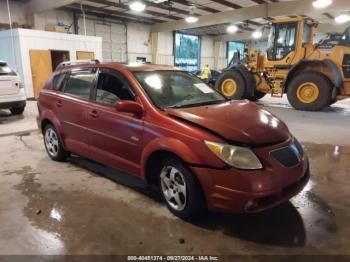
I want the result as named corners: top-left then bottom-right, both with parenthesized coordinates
top-left (133, 71), bottom-right (226, 109)
top-left (0, 64), bottom-right (17, 76)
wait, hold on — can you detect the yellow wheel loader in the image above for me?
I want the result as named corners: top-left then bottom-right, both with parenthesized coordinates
top-left (215, 17), bottom-right (350, 111)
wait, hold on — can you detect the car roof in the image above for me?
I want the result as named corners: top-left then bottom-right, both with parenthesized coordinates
top-left (123, 63), bottom-right (184, 72)
top-left (58, 62), bottom-right (184, 73)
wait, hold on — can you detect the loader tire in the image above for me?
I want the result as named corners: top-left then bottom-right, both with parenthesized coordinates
top-left (215, 70), bottom-right (246, 100)
top-left (287, 72), bottom-right (332, 111)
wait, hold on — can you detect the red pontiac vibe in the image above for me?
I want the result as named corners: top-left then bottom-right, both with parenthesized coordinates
top-left (37, 62), bottom-right (309, 219)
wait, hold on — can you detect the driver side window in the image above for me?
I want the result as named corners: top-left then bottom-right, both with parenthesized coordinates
top-left (95, 70), bottom-right (134, 107)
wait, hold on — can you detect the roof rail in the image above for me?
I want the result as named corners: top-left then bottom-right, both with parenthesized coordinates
top-left (55, 59), bottom-right (100, 71)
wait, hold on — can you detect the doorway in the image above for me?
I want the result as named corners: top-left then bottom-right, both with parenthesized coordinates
top-left (29, 49), bottom-right (69, 98)
top-left (51, 50), bottom-right (70, 71)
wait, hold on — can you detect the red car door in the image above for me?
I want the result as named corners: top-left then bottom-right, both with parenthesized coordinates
top-left (54, 68), bottom-right (97, 157)
top-left (87, 68), bottom-right (144, 176)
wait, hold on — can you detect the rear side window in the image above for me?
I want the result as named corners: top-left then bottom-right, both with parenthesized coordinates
top-left (0, 64), bottom-right (16, 76)
top-left (53, 74), bottom-right (67, 91)
top-left (64, 70), bottom-right (95, 100)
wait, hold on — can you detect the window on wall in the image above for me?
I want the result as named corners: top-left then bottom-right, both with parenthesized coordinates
top-left (227, 41), bottom-right (245, 63)
top-left (174, 33), bottom-right (201, 72)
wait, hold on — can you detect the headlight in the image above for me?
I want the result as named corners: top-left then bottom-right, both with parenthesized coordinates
top-left (205, 141), bottom-right (263, 170)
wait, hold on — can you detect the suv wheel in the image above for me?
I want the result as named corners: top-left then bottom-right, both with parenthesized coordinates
top-left (10, 106), bottom-right (25, 115)
top-left (44, 124), bottom-right (69, 161)
top-left (159, 157), bottom-right (206, 219)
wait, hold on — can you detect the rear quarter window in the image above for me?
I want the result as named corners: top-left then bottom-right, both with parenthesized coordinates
top-left (53, 73), bottom-right (67, 91)
top-left (63, 70), bottom-right (95, 100)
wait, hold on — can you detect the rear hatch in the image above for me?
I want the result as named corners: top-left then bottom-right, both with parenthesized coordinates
top-left (0, 64), bottom-right (20, 96)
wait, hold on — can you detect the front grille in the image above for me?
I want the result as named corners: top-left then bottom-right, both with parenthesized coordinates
top-left (270, 144), bottom-right (300, 168)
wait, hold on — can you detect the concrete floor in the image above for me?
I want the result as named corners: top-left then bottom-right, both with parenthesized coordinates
top-left (0, 97), bottom-right (350, 256)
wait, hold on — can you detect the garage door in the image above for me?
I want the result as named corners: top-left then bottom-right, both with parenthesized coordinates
top-left (79, 19), bottom-right (127, 63)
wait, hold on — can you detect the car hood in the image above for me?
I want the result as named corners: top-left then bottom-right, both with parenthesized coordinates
top-left (165, 100), bottom-right (290, 145)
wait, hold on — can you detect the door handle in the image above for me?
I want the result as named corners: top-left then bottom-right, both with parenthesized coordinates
top-left (89, 110), bottom-right (99, 118)
top-left (56, 100), bottom-right (63, 107)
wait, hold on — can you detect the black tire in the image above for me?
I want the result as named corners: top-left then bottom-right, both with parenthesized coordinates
top-left (249, 91), bottom-right (266, 101)
top-left (215, 70), bottom-right (246, 100)
top-left (287, 72), bottom-right (333, 111)
top-left (159, 157), bottom-right (207, 220)
top-left (43, 124), bottom-right (70, 162)
top-left (10, 106), bottom-right (25, 115)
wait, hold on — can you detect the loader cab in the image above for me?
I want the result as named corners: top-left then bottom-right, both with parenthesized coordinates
top-left (265, 18), bottom-right (314, 64)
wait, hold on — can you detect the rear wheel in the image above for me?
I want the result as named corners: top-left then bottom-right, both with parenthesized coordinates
top-left (159, 157), bottom-right (207, 219)
top-left (43, 124), bottom-right (70, 162)
top-left (215, 70), bottom-right (246, 100)
top-left (287, 72), bottom-right (332, 111)
top-left (10, 106), bottom-right (25, 115)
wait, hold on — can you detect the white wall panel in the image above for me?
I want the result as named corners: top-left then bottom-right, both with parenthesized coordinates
top-left (127, 22), bottom-right (152, 63)
top-left (79, 19), bottom-right (127, 62)
top-left (0, 29), bottom-right (102, 98)
top-left (201, 36), bottom-right (215, 69)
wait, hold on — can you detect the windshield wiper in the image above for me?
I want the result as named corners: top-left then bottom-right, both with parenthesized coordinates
top-left (166, 100), bottom-right (225, 109)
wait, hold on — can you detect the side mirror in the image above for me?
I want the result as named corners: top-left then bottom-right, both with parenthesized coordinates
top-left (115, 100), bottom-right (144, 116)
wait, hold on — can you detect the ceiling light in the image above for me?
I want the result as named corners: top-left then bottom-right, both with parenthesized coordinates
top-left (129, 1), bottom-right (146, 12)
top-left (312, 0), bottom-right (332, 8)
top-left (335, 14), bottom-right (350, 24)
top-left (185, 16), bottom-right (198, 23)
top-left (252, 30), bottom-right (262, 39)
top-left (227, 25), bottom-right (238, 34)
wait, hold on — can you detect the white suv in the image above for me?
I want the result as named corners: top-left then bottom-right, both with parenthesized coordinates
top-left (0, 61), bottom-right (26, 115)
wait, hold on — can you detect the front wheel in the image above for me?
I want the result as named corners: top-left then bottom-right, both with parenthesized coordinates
top-left (215, 70), bottom-right (246, 100)
top-left (287, 72), bottom-right (332, 111)
top-left (159, 157), bottom-right (207, 219)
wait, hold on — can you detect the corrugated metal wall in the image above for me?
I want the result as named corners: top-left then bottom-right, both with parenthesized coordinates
top-left (79, 18), bottom-right (127, 62)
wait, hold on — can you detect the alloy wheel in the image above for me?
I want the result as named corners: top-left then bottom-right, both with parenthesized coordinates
top-left (160, 166), bottom-right (187, 211)
top-left (45, 128), bottom-right (59, 157)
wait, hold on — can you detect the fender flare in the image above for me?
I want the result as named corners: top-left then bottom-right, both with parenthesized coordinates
top-left (224, 64), bottom-right (256, 97)
top-left (140, 137), bottom-right (201, 180)
top-left (40, 110), bottom-right (66, 147)
top-left (284, 59), bottom-right (343, 89)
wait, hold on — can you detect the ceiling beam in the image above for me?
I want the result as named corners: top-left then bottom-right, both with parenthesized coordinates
top-left (170, 0), bottom-right (219, 13)
top-left (215, 21), bottom-right (350, 42)
top-left (63, 6), bottom-right (154, 24)
top-left (85, 0), bottom-right (181, 20)
top-left (68, 3), bottom-right (164, 24)
top-left (323, 12), bottom-right (335, 20)
top-left (215, 31), bottom-right (269, 42)
top-left (151, 0), bottom-right (350, 32)
top-left (26, 0), bottom-right (79, 14)
top-left (144, 0), bottom-right (198, 16)
top-left (250, 0), bottom-right (267, 4)
top-left (210, 0), bottom-right (242, 9)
